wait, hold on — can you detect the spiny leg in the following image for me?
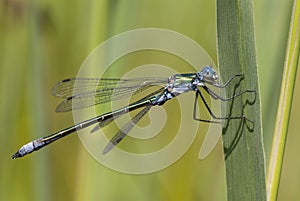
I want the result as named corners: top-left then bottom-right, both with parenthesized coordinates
top-left (194, 89), bottom-right (253, 123)
top-left (102, 105), bottom-right (151, 154)
top-left (212, 74), bottom-right (244, 88)
top-left (203, 86), bottom-right (256, 101)
top-left (193, 90), bottom-right (221, 124)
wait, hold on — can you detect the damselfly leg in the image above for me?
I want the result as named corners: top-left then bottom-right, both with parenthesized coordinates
top-left (193, 74), bottom-right (255, 123)
top-left (211, 74), bottom-right (244, 88)
top-left (193, 89), bottom-right (254, 123)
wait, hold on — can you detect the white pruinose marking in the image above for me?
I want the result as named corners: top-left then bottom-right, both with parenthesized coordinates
top-left (20, 142), bottom-right (35, 155)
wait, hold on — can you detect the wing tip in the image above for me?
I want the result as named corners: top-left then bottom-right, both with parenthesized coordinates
top-left (102, 143), bottom-right (115, 154)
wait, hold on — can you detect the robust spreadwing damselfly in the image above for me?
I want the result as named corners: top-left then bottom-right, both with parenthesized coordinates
top-left (12, 66), bottom-right (255, 159)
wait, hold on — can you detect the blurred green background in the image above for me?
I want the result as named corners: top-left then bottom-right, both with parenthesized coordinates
top-left (0, 0), bottom-right (298, 200)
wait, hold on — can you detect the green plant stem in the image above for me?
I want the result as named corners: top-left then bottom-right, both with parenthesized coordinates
top-left (267, 0), bottom-right (300, 200)
top-left (217, 0), bottom-right (266, 200)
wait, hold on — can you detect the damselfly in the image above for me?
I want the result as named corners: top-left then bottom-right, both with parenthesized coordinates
top-left (12, 66), bottom-right (254, 159)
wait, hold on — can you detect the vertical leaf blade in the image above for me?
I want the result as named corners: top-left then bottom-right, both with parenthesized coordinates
top-left (267, 0), bottom-right (300, 200)
top-left (216, 0), bottom-right (266, 200)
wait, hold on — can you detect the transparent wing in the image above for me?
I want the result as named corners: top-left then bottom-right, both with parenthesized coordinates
top-left (90, 87), bottom-right (165, 133)
top-left (102, 105), bottom-right (152, 154)
top-left (52, 77), bottom-right (167, 112)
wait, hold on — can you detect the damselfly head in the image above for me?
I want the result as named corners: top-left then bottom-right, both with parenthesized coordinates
top-left (197, 66), bottom-right (218, 83)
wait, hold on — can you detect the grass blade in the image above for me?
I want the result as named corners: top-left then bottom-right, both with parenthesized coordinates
top-left (216, 0), bottom-right (266, 200)
top-left (267, 0), bottom-right (300, 200)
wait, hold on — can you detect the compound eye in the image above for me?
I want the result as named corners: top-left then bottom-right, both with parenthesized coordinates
top-left (205, 68), bottom-right (213, 78)
top-left (206, 70), bottom-right (211, 76)
top-left (200, 66), bottom-right (217, 81)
